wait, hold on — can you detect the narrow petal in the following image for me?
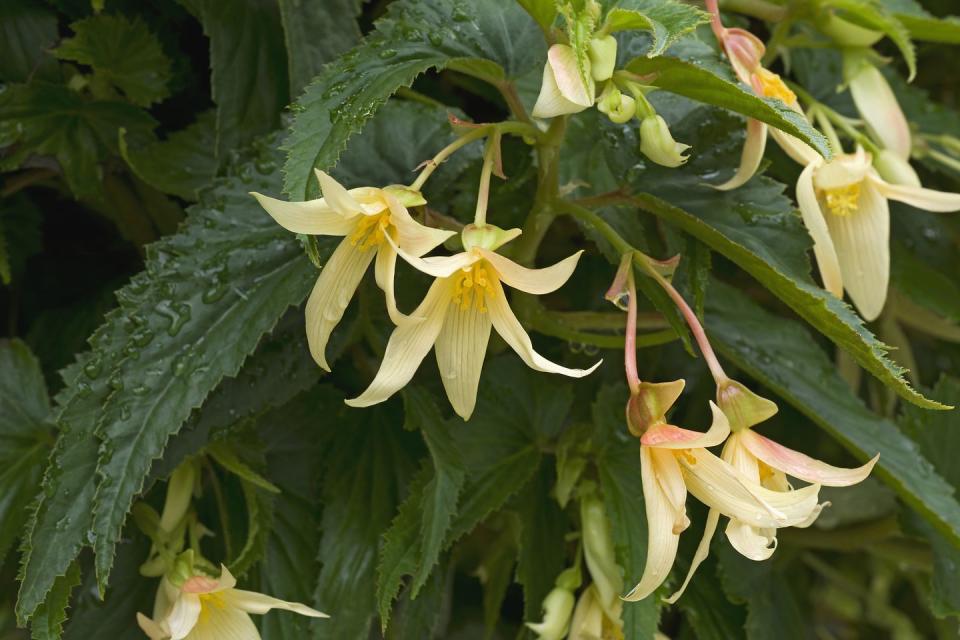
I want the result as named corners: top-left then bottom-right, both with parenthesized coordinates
top-left (487, 278), bottom-right (600, 378)
top-left (712, 120), bottom-right (767, 191)
top-left (223, 589), bottom-right (328, 618)
top-left (872, 176), bottom-right (960, 212)
top-left (725, 519), bottom-right (777, 560)
top-left (315, 169), bottom-right (364, 215)
top-left (166, 594), bottom-right (201, 640)
top-left (824, 179), bottom-right (890, 320)
top-left (640, 402), bottom-right (730, 450)
top-left (251, 192), bottom-right (357, 236)
top-left (479, 249), bottom-right (582, 295)
top-left (189, 604), bottom-right (259, 640)
top-left (849, 65), bottom-right (911, 159)
top-left (305, 238), bottom-right (376, 370)
top-left (796, 163), bottom-right (844, 298)
top-left (346, 279), bottom-right (450, 407)
top-left (569, 585), bottom-right (604, 639)
top-left (385, 193), bottom-right (455, 256)
top-left (664, 508), bottom-right (720, 604)
top-left (434, 297), bottom-right (493, 420)
top-left (375, 243), bottom-right (404, 324)
top-left (136, 613), bottom-right (169, 640)
top-left (212, 565), bottom-right (238, 592)
top-left (547, 44), bottom-right (594, 107)
top-left (770, 128), bottom-right (822, 166)
top-left (650, 448), bottom-right (689, 524)
top-left (623, 447), bottom-right (681, 601)
top-left (740, 430), bottom-right (878, 486)
top-left (532, 61), bottom-right (588, 119)
top-left (383, 230), bottom-right (479, 277)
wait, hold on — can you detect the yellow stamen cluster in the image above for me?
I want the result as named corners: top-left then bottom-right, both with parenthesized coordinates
top-left (678, 449), bottom-right (697, 466)
top-left (452, 263), bottom-right (496, 312)
top-left (197, 592), bottom-right (228, 622)
top-left (348, 213), bottom-right (390, 250)
top-left (756, 69), bottom-right (796, 105)
top-left (821, 183), bottom-right (861, 217)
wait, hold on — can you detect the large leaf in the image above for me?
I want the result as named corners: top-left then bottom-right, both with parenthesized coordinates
top-left (515, 459), bottom-right (567, 622)
top-left (0, 0), bottom-right (58, 83)
top-left (278, 0), bottom-right (363, 95)
top-left (0, 340), bottom-right (52, 560)
top-left (186, 0), bottom-right (289, 163)
top-left (604, 0), bottom-right (709, 57)
top-left (0, 83), bottom-right (156, 199)
top-left (53, 15), bottom-right (173, 107)
top-left (705, 280), bottom-right (960, 547)
top-left (282, 0), bottom-right (543, 198)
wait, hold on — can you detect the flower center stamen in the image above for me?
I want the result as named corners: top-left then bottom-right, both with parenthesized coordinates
top-left (452, 264), bottom-right (496, 312)
top-left (755, 69), bottom-right (796, 104)
top-left (821, 183), bottom-right (861, 217)
top-left (348, 212), bottom-right (390, 250)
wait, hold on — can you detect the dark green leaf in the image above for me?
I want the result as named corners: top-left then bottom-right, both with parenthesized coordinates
top-left (676, 555), bottom-right (746, 640)
top-left (28, 562), bottom-right (81, 640)
top-left (824, 0), bottom-right (916, 78)
top-left (0, 0), bottom-right (58, 83)
top-left (604, 0), bottom-right (709, 57)
top-left (705, 280), bottom-right (960, 547)
top-left (282, 0), bottom-right (543, 198)
top-left (0, 194), bottom-right (43, 286)
top-left (515, 460), bottom-right (567, 621)
top-left (278, 0), bottom-right (363, 95)
top-left (53, 15), bottom-right (173, 107)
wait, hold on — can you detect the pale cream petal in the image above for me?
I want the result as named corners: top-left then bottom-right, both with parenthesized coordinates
top-left (375, 243), bottom-right (404, 324)
top-left (315, 169), bottom-right (364, 215)
top-left (770, 128), bottom-right (822, 166)
top-left (712, 119), bottom-right (767, 191)
top-left (213, 565), bottom-right (238, 592)
top-left (568, 585), bottom-right (604, 639)
top-left (814, 148), bottom-right (873, 190)
top-left (849, 65), bottom-right (911, 159)
top-left (824, 179), bottom-right (890, 321)
top-left (137, 613), bottom-right (169, 640)
top-left (872, 176), bottom-right (960, 212)
top-left (622, 447), bottom-right (681, 601)
top-left (796, 164), bottom-right (844, 298)
top-left (487, 278), bottom-right (600, 378)
top-left (305, 238), bottom-right (377, 370)
top-left (639, 402), bottom-right (730, 450)
top-left (479, 249), bottom-right (582, 295)
top-left (346, 279), bottom-right (450, 407)
top-left (650, 448), bottom-right (689, 528)
top-left (251, 192), bottom-right (357, 236)
top-left (664, 508), bottom-right (720, 604)
top-left (383, 230), bottom-right (479, 278)
top-left (548, 44), bottom-right (594, 107)
top-left (725, 519), bottom-right (777, 560)
top-left (188, 604), bottom-right (259, 640)
top-left (223, 589), bottom-right (328, 618)
top-left (739, 430), bottom-right (878, 487)
top-left (434, 298), bottom-right (493, 420)
top-left (384, 193), bottom-right (455, 257)
top-left (532, 61), bottom-right (588, 119)
top-left (166, 594), bottom-right (201, 640)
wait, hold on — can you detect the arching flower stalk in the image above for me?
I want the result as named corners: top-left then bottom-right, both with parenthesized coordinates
top-left (252, 170), bottom-right (453, 370)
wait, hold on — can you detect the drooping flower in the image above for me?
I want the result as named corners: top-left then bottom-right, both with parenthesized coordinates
top-left (345, 223), bottom-right (599, 419)
top-left (533, 44), bottom-right (597, 119)
top-left (845, 53), bottom-right (912, 160)
top-left (623, 380), bottom-right (822, 602)
top-left (638, 115), bottom-right (690, 168)
top-left (136, 564), bottom-right (326, 640)
top-left (796, 147), bottom-right (960, 320)
top-left (252, 170), bottom-right (453, 370)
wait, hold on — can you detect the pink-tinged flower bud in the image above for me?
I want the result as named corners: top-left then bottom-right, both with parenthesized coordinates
top-left (720, 28), bottom-right (766, 84)
top-left (873, 148), bottom-right (921, 187)
top-left (819, 13), bottom-right (884, 47)
top-left (588, 35), bottom-right (618, 82)
top-left (716, 379), bottom-right (778, 432)
top-left (532, 44), bottom-right (595, 119)
top-left (639, 115), bottom-right (690, 168)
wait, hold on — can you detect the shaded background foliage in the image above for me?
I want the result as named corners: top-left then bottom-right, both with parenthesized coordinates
top-left (1, 0), bottom-right (960, 639)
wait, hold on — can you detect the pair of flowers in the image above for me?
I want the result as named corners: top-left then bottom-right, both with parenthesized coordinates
top-left (253, 170), bottom-right (598, 420)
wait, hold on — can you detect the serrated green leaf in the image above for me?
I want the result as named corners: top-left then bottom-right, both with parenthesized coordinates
top-left (315, 404), bottom-right (421, 639)
top-left (515, 460), bottom-right (567, 622)
top-left (705, 280), bottom-right (960, 546)
top-left (517, 0), bottom-right (557, 35)
top-left (0, 82), bottom-right (156, 199)
top-left (53, 15), bottom-right (173, 107)
top-left (282, 0), bottom-right (543, 199)
top-left (187, 0), bottom-right (289, 163)
top-left (885, 0), bottom-right (960, 43)
top-left (624, 54), bottom-right (831, 158)
top-left (118, 111), bottom-right (218, 201)
top-left (824, 0), bottom-right (916, 79)
top-left (0, 0), bottom-right (58, 83)
top-left (388, 559), bottom-right (452, 640)
top-left (207, 441), bottom-right (281, 494)
top-left (604, 0), bottom-right (709, 57)
top-left (592, 383), bottom-right (659, 639)
top-left (0, 340), bottom-right (52, 561)
top-left (278, 0), bottom-right (363, 95)
top-left (28, 562), bottom-right (81, 640)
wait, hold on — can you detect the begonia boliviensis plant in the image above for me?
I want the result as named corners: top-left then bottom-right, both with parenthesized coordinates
top-left (7, 0), bottom-right (960, 638)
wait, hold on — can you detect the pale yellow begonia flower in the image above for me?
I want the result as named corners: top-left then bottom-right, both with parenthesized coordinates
top-left (252, 170), bottom-right (454, 370)
top-left (623, 381), bottom-right (821, 602)
top-left (796, 147), bottom-right (960, 320)
top-left (345, 224), bottom-right (599, 419)
top-left (136, 565), bottom-right (326, 640)
top-left (533, 44), bottom-right (597, 119)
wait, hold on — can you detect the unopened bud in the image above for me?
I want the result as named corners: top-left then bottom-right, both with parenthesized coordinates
top-left (820, 13), bottom-right (884, 47)
top-left (526, 586), bottom-right (576, 640)
top-left (159, 462), bottom-right (196, 534)
top-left (597, 83), bottom-right (636, 124)
top-left (716, 379), bottom-right (777, 432)
top-left (168, 550), bottom-right (197, 589)
top-left (626, 379), bottom-right (685, 436)
top-left (639, 115), bottom-right (690, 168)
top-left (580, 493), bottom-right (623, 620)
top-left (873, 148), bottom-right (921, 187)
top-left (588, 35), bottom-right (618, 82)
top-left (532, 44), bottom-right (595, 119)
top-left (461, 223), bottom-right (519, 252)
top-left (845, 53), bottom-right (911, 159)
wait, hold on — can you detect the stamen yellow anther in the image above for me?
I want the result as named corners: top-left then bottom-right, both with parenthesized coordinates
top-left (348, 212), bottom-right (390, 250)
top-left (679, 449), bottom-right (697, 465)
top-left (821, 183), bottom-right (861, 217)
top-left (756, 69), bottom-right (796, 104)
top-left (451, 263), bottom-right (496, 312)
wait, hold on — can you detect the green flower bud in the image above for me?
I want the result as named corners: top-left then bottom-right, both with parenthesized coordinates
top-left (639, 115), bottom-right (690, 168)
top-left (159, 461), bottom-right (197, 533)
top-left (625, 379), bottom-right (685, 436)
top-left (588, 35), bottom-right (618, 82)
top-left (580, 494), bottom-right (623, 620)
top-left (597, 83), bottom-right (636, 124)
top-left (820, 13), bottom-right (884, 47)
top-left (717, 379), bottom-right (778, 432)
top-left (461, 223), bottom-right (520, 252)
top-left (873, 149), bottom-right (921, 187)
top-left (526, 586), bottom-right (575, 640)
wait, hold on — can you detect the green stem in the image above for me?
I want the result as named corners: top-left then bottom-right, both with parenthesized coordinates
top-left (719, 0), bottom-right (788, 22)
top-left (512, 116), bottom-right (568, 265)
top-left (474, 132), bottom-right (500, 226)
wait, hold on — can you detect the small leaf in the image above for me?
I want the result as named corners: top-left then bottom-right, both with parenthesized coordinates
top-left (28, 562), bottom-right (81, 640)
top-left (603, 1), bottom-right (709, 57)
